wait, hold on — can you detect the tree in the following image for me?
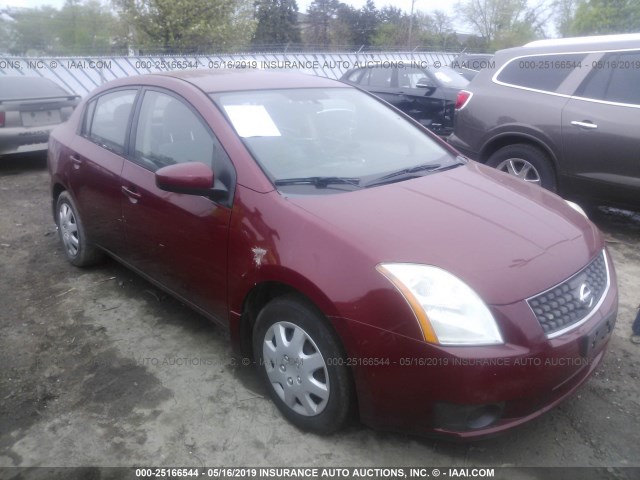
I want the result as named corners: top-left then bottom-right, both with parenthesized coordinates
top-left (371, 6), bottom-right (409, 47)
top-left (8, 6), bottom-right (60, 55)
top-left (570, 0), bottom-right (640, 35)
top-left (57, 0), bottom-right (125, 55)
top-left (552, 0), bottom-right (577, 36)
top-left (330, 3), bottom-right (358, 46)
top-left (456, 0), bottom-right (550, 49)
top-left (323, 0), bottom-right (379, 47)
top-left (352, 0), bottom-right (379, 47)
top-left (113, 0), bottom-right (257, 53)
top-left (253, 0), bottom-right (301, 47)
top-left (305, 0), bottom-right (340, 47)
top-left (0, 9), bottom-right (14, 53)
top-left (432, 9), bottom-right (454, 39)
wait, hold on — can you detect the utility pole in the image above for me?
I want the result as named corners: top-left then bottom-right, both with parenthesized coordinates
top-left (407, 0), bottom-right (417, 49)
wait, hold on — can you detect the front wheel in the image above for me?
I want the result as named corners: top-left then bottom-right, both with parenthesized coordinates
top-left (253, 296), bottom-right (354, 434)
top-left (486, 144), bottom-right (556, 191)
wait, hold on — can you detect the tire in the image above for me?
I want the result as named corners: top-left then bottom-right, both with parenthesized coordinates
top-left (253, 295), bottom-right (354, 434)
top-left (486, 144), bottom-right (557, 191)
top-left (55, 191), bottom-right (103, 267)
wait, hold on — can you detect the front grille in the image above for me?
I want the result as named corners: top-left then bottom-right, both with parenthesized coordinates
top-left (527, 251), bottom-right (609, 337)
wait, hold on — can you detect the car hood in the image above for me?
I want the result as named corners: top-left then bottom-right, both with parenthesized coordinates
top-left (286, 161), bottom-right (603, 305)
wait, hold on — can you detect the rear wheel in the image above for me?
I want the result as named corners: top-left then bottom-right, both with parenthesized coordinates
top-left (487, 144), bottom-right (556, 191)
top-left (253, 296), bottom-right (353, 433)
top-left (55, 191), bottom-right (103, 267)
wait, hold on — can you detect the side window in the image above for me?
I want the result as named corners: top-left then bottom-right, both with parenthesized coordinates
top-left (496, 53), bottom-right (587, 92)
top-left (575, 51), bottom-right (640, 105)
top-left (134, 90), bottom-right (232, 184)
top-left (398, 68), bottom-right (432, 88)
top-left (367, 67), bottom-right (392, 88)
top-left (89, 90), bottom-right (137, 154)
top-left (604, 52), bottom-right (640, 105)
top-left (81, 100), bottom-right (96, 136)
top-left (574, 58), bottom-right (612, 101)
top-left (347, 69), bottom-right (364, 83)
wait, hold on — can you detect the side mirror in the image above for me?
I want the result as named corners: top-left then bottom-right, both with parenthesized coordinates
top-left (155, 162), bottom-right (227, 200)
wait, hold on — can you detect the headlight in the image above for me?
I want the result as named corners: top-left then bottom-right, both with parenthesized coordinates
top-left (377, 264), bottom-right (503, 346)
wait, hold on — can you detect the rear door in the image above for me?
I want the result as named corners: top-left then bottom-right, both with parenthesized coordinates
top-left (119, 88), bottom-right (234, 321)
top-left (67, 88), bottom-right (139, 253)
top-left (356, 67), bottom-right (401, 107)
top-left (562, 50), bottom-right (640, 205)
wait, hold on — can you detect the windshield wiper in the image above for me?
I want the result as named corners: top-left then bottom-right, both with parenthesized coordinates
top-left (364, 163), bottom-right (444, 188)
top-left (274, 176), bottom-right (361, 188)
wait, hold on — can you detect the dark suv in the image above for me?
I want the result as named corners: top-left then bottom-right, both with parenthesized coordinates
top-left (341, 64), bottom-right (468, 137)
top-left (448, 34), bottom-right (640, 209)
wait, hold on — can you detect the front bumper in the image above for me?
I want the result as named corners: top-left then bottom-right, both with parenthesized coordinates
top-left (331, 261), bottom-right (618, 439)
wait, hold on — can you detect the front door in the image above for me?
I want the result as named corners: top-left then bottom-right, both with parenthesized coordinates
top-left (119, 89), bottom-right (234, 322)
top-left (562, 51), bottom-right (640, 205)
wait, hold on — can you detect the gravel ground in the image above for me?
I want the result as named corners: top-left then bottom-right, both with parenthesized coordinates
top-left (0, 154), bottom-right (639, 475)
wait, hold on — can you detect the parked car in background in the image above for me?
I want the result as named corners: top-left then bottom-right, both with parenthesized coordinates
top-left (449, 34), bottom-right (640, 210)
top-left (449, 53), bottom-right (495, 80)
top-left (49, 70), bottom-right (617, 439)
top-left (340, 64), bottom-right (468, 137)
top-left (0, 76), bottom-right (79, 157)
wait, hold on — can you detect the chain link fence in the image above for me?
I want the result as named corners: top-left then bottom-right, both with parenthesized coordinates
top-left (0, 51), bottom-right (459, 96)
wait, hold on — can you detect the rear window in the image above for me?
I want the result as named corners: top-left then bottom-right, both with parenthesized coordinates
top-left (496, 53), bottom-right (586, 93)
top-left (0, 76), bottom-right (70, 100)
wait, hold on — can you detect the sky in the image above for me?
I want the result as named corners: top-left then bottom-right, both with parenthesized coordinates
top-left (2, 0), bottom-right (65, 8)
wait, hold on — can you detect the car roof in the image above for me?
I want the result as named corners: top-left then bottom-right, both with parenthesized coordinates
top-left (490, 33), bottom-right (640, 64)
top-left (154, 69), bottom-right (343, 93)
top-left (524, 33), bottom-right (640, 48)
top-left (455, 53), bottom-right (493, 58)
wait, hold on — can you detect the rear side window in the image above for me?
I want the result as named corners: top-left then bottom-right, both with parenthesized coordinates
top-left (87, 89), bottom-right (137, 154)
top-left (604, 52), bottom-right (640, 105)
top-left (365, 68), bottom-right (392, 88)
top-left (575, 51), bottom-right (640, 105)
top-left (346, 69), bottom-right (364, 83)
top-left (496, 53), bottom-right (586, 92)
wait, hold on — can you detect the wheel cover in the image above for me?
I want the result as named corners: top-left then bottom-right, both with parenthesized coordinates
top-left (262, 321), bottom-right (330, 416)
top-left (495, 158), bottom-right (541, 185)
top-left (59, 203), bottom-right (79, 257)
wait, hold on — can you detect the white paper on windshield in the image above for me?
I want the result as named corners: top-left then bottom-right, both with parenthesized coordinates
top-left (223, 105), bottom-right (281, 138)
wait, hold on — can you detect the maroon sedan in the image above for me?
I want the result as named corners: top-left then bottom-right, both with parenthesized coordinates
top-left (48, 70), bottom-right (618, 439)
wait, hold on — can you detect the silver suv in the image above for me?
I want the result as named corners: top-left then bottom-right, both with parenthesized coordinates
top-left (448, 34), bottom-right (640, 209)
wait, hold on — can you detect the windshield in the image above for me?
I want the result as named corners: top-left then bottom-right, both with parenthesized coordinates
top-left (211, 87), bottom-right (460, 193)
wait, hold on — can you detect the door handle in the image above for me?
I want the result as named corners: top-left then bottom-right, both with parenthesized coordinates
top-left (571, 120), bottom-right (598, 130)
top-left (121, 185), bottom-right (142, 201)
top-left (70, 154), bottom-right (82, 169)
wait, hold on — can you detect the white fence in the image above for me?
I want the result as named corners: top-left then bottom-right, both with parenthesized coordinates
top-left (0, 51), bottom-right (458, 96)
